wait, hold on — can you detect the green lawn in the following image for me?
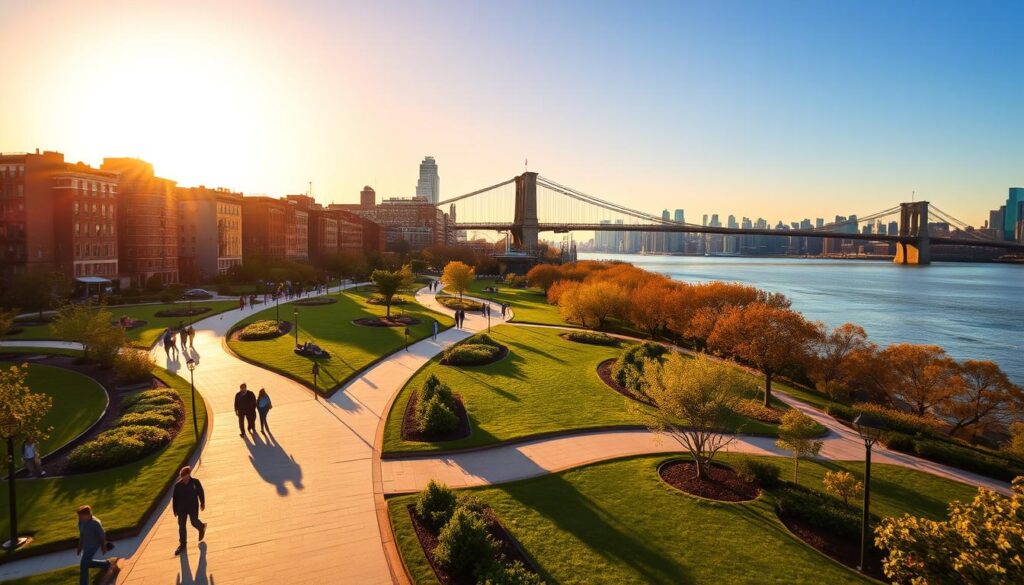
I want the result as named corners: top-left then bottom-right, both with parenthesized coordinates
top-left (389, 453), bottom-right (978, 585)
top-left (227, 290), bottom-right (454, 394)
top-left (0, 368), bottom-right (207, 561)
top-left (6, 301), bottom-right (237, 349)
top-left (0, 362), bottom-right (107, 469)
top-left (383, 325), bottom-right (791, 453)
top-left (459, 279), bottom-right (568, 326)
top-left (5, 567), bottom-right (100, 585)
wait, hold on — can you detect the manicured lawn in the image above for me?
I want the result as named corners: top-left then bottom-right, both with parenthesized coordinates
top-left (383, 325), bottom-right (791, 453)
top-left (7, 301), bottom-right (237, 348)
top-left (460, 279), bottom-right (568, 326)
top-left (227, 290), bottom-right (454, 393)
top-left (389, 453), bottom-right (978, 585)
top-left (0, 368), bottom-right (207, 561)
top-left (0, 362), bottom-right (107, 468)
top-left (5, 567), bottom-right (100, 585)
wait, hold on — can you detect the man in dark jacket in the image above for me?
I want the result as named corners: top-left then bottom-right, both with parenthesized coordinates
top-left (172, 466), bottom-right (207, 556)
top-left (234, 383), bottom-right (257, 436)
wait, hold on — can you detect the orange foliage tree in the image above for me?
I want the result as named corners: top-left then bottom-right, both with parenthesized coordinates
top-left (878, 343), bottom-right (958, 416)
top-left (939, 360), bottom-right (1023, 439)
top-left (807, 323), bottom-right (874, 401)
top-left (525, 264), bottom-right (562, 292)
top-left (557, 280), bottom-right (629, 329)
top-left (707, 303), bottom-right (819, 407)
top-left (629, 278), bottom-right (681, 338)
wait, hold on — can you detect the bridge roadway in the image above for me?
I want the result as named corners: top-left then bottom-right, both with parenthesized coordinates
top-left (453, 222), bottom-right (1024, 250)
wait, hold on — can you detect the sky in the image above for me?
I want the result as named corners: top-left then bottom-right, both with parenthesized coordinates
top-left (1, 0), bottom-right (1022, 227)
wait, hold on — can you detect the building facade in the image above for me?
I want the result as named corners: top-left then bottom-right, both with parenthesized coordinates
top-left (241, 196), bottom-right (288, 260)
top-left (101, 158), bottom-right (178, 287)
top-left (178, 186), bottom-right (243, 283)
top-left (353, 196), bottom-right (450, 250)
top-left (415, 156), bottom-right (440, 204)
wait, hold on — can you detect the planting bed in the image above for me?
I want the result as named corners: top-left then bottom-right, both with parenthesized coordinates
top-left (402, 390), bottom-right (471, 443)
top-left (353, 316), bottom-right (421, 327)
top-left (659, 460), bottom-right (760, 502)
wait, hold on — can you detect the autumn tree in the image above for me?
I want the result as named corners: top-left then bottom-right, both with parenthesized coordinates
top-left (441, 261), bottom-right (475, 299)
top-left (629, 278), bottom-right (679, 338)
top-left (0, 308), bottom-right (17, 340)
top-left (822, 470), bottom-right (863, 506)
top-left (576, 281), bottom-right (629, 330)
top-left (879, 343), bottom-right (958, 416)
top-left (807, 323), bottom-right (874, 401)
top-left (635, 353), bottom-right (745, 480)
top-left (875, 478), bottom-right (1024, 585)
top-left (49, 303), bottom-right (123, 363)
top-left (1007, 423), bottom-right (1024, 460)
top-left (0, 363), bottom-right (53, 549)
top-left (400, 263), bottom-right (416, 288)
top-left (776, 410), bottom-right (823, 482)
top-left (525, 264), bottom-right (561, 292)
top-left (370, 269), bottom-right (404, 317)
top-left (939, 360), bottom-right (1023, 439)
top-left (707, 303), bottom-right (819, 407)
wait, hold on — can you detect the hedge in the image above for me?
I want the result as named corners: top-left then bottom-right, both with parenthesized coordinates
top-left (238, 320), bottom-right (285, 340)
top-left (563, 331), bottom-right (620, 346)
top-left (774, 484), bottom-right (872, 542)
top-left (67, 425), bottom-right (171, 472)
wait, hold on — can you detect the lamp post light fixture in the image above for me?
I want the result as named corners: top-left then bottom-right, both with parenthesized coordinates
top-left (853, 412), bottom-right (886, 574)
top-left (275, 293), bottom-right (280, 324)
top-left (2, 431), bottom-right (29, 550)
top-left (186, 358), bottom-right (199, 438)
top-left (293, 309), bottom-right (299, 346)
top-left (312, 362), bottom-right (320, 402)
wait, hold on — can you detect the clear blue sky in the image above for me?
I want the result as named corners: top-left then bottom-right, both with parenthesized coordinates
top-left (1, 0), bottom-right (1021, 225)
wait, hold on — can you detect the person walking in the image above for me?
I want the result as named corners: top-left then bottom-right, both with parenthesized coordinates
top-left (186, 325), bottom-right (196, 348)
top-left (163, 330), bottom-right (177, 359)
top-left (179, 327), bottom-right (188, 352)
top-left (22, 436), bottom-right (45, 477)
top-left (249, 293), bottom-right (256, 308)
top-left (234, 383), bottom-right (258, 437)
top-left (256, 389), bottom-right (273, 433)
top-left (501, 303), bottom-right (507, 318)
top-left (77, 505), bottom-right (116, 585)
top-left (432, 320), bottom-right (439, 341)
top-left (239, 295), bottom-right (246, 311)
top-left (172, 466), bottom-right (207, 556)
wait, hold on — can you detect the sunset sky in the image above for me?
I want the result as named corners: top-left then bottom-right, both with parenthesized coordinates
top-left (1, 0), bottom-right (1022, 226)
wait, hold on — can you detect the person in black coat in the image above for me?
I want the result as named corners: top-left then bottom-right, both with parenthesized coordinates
top-left (234, 383), bottom-right (258, 436)
top-left (172, 466), bottom-right (207, 556)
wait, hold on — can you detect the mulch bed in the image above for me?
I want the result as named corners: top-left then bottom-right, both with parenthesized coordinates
top-left (777, 511), bottom-right (885, 579)
top-left (407, 505), bottom-right (540, 585)
top-left (401, 391), bottom-right (471, 442)
top-left (659, 460), bottom-right (760, 502)
top-left (154, 307), bottom-right (212, 318)
top-left (597, 358), bottom-right (653, 406)
top-left (439, 343), bottom-right (509, 367)
top-left (293, 297), bottom-right (337, 306)
top-left (353, 316), bottom-right (421, 327)
top-left (231, 320), bottom-right (292, 342)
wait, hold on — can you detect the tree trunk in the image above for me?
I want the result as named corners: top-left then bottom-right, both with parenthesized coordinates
top-left (694, 455), bottom-right (705, 480)
top-left (793, 455), bottom-right (800, 483)
top-left (763, 371), bottom-right (774, 408)
top-left (386, 301), bottom-right (391, 318)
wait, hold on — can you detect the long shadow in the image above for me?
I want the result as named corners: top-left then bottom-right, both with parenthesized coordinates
top-left (177, 542), bottom-right (211, 585)
top-left (244, 430), bottom-right (304, 496)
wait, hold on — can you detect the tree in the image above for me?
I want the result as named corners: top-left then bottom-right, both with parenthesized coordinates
top-left (399, 263), bottom-right (416, 288)
top-left (2, 268), bottom-right (68, 319)
top-left (776, 410), bottom-right (823, 483)
top-left (822, 470), bottom-right (863, 506)
top-left (49, 303), bottom-right (119, 362)
top-left (629, 278), bottom-right (679, 338)
top-left (939, 360), bottom-right (1023, 440)
top-left (634, 353), bottom-right (745, 480)
top-left (1007, 423), bottom-right (1024, 460)
top-left (525, 264), bottom-right (561, 292)
top-left (576, 281), bottom-right (629, 330)
top-left (875, 478), bottom-right (1024, 585)
top-left (441, 261), bottom-right (475, 299)
top-left (0, 363), bottom-right (53, 549)
top-left (880, 343), bottom-right (958, 416)
top-left (0, 308), bottom-right (17, 340)
top-left (808, 323), bottom-right (874, 401)
top-left (708, 303), bottom-right (819, 407)
top-left (370, 269), bottom-right (404, 317)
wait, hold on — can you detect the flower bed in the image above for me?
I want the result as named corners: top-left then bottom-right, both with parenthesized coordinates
top-left (440, 333), bottom-right (508, 366)
top-left (352, 315), bottom-right (421, 327)
top-left (436, 295), bottom-right (484, 311)
top-left (658, 460), bottom-right (759, 502)
top-left (237, 319), bottom-right (291, 341)
top-left (366, 294), bottom-right (408, 306)
top-left (560, 330), bottom-right (620, 346)
top-left (293, 296), bottom-right (337, 306)
top-left (153, 307), bottom-right (212, 318)
top-left (402, 375), bottom-right (470, 442)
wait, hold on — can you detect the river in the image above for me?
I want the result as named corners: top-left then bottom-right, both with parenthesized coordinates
top-left (579, 253), bottom-right (1024, 384)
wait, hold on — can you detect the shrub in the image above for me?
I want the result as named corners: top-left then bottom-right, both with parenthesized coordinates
top-left (443, 344), bottom-right (501, 366)
top-left (419, 380), bottom-right (455, 410)
top-left (125, 400), bottom-right (183, 421)
top-left (113, 349), bottom-right (154, 385)
top-left (67, 425), bottom-right (171, 472)
top-left (415, 480), bottom-right (459, 529)
top-left (851, 402), bottom-right (945, 437)
top-left (912, 438), bottom-right (1024, 482)
top-left (735, 457), bottom-right (781, 488)
top-left (612, 342), bottom-right (667, 397)
top-left (824, 403), bottom-right (855, 422)
top-left (880, 431), bottom-right (916, 453)
top-left (122, 388), bottom-right (177, 408)
top-left (238, 320), bottom-right (283, 340)
top-left (822, 470), bottom-right (863, 506)
top-left (116, 411), bottom-right (177, 430)
top-left (563, 331), bottom-right (619, 346)
top-left (436, 296), bottom-right (483, 311)
top-left (418, 395), bottom-right (459, 435)
top-left (774, 484), bottom-right (867, 542)
top-left (478, 561), bottom-right (546, 585)
top-left (733, 398), bottom-right (784, 423)
top-left (433, 506), bottom-right (499, 577)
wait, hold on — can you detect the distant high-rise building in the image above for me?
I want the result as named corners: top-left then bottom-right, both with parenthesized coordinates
top-left (1004, 188), bottom-right (1023, 240)
top-left (415, 156), bottom-right (440, 204)
top-left (360, 186), bottom-right (376, 209)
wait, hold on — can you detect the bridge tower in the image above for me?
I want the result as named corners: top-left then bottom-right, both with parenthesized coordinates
top-left (894, 201), bottom-right (931, 265)
top-left (512, 171), bottom-right (539, 251)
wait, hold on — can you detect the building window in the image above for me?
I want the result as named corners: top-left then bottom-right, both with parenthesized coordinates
top-left (75, 223), bottom-right (80, 235)
top-left (73, 202), bottom-right (79, 215)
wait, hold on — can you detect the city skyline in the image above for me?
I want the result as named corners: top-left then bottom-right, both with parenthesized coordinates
top-left (2, 1), bottom-right (1022, 226)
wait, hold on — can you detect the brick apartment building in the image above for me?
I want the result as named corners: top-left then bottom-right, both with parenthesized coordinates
top-left (241, 195), bottom-right (310, 262)
top-left (0, 150), bottom-right (119, 281)
top-left (101, 158), bottom-right (179, 287)
top-left (178, 186), bottom-right (243, 282)
top-left (351, 196), bottom-right (451, 250)
top-left (289, 195), bottom-right (386, 262)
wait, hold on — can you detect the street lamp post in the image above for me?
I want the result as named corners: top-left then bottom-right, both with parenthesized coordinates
top-left (275, 294), bottom-right (280, 324)
top-left (312, 362), bottom-right (319, 402)
top-left (293, 309), bottom-right (299, 346)
top-left (3, 434), bottom-right (28, 550)
top-left (853, 413), bottom-right (885, 574)
top-left (186, 359), bottom-right (199, 438)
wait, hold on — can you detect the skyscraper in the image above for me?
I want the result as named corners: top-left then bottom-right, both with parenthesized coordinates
top-left (415, 156), bottom-right (440, 204)
top-left (1004, 187), bottom-right (1023, 240)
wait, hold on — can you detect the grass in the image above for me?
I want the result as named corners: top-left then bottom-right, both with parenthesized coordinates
top-left (0, 362), bottom-right (107, 468)
top-left (227, 289), bottom-right (454, 393)
top-left (459, 279), bottom-right (568, 326)
top-left (4, 567), bottom-right (101, 585)
top-left (0, 368), bottom-right (207, 561)
top-left (388, 453), bottom-right (979, 585)
top-left (6, 301), bottom-right (237, 348)
top-left (383, 325), bottom-right (793, 453)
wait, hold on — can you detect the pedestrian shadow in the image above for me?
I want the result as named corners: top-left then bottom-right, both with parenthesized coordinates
top-left (164, 351), bottom-right (181, 373)
top-left (177, 542), bottom-right (212, 585)
top-left (244, 430), bottom-right (304, 496)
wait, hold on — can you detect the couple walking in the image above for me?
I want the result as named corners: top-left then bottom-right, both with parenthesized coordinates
top-left (234, 383), bottom-right (273, 436)
top-left (454, 308), bottom-right (466, 328)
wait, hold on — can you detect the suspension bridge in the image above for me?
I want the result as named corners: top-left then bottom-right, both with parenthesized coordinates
top-left (437, 172), bottom-right (1024, 265)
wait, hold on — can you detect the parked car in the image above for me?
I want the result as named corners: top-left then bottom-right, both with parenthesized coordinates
top-left (182, 288), bottom-right (215, 300)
